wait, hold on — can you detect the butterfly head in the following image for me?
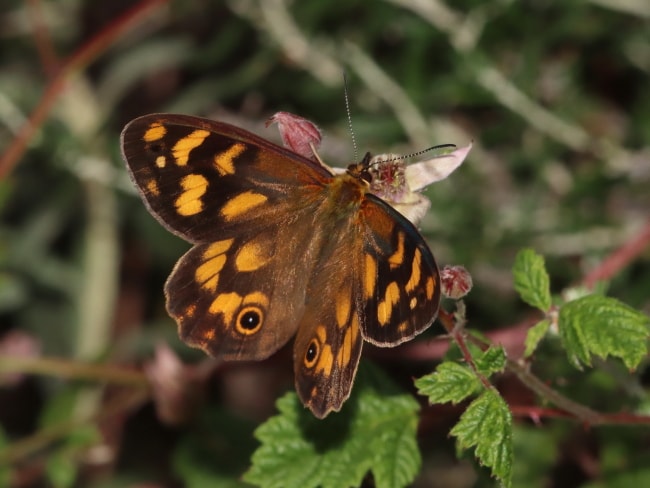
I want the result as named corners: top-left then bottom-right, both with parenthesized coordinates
top-left (346, 151), bottom-right (374, 185)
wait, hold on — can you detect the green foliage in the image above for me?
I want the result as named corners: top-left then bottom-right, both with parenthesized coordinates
top-left (46, 451), bottom-right (78, 488)
top-left (415, 361), bottom-right (481, 404)
top-left (559, 295), bottom-right (650, 370)
top-left (245, 364), bottom-right (421, 488)
top-left (33, 388), bottom-right (101, 488)
top-left (43, 424), bottom-right (100, 488)
top-left (524, 319), bottom-right (551, 358)
top-left (417, 346), bottom-right (513, 486)
top-left (450, 390), bottom-right (513, 488)
top-left (415, 346), bottom-right (506, 405)
top-left (513, 250), bottom-right (649, 369)
top-left (513, 249), bottom-right (552, 312)
top-left (474, 346), bottom-right (507, 377)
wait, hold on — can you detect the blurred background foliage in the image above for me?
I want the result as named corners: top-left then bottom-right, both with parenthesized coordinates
top-left (0, 0), bottom-right (649, 486)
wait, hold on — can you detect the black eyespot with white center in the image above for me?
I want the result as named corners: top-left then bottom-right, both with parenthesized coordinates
top-left (305, 339), bottom-right (319, 368)
top-left (235, 306), bottom-right (264, 335)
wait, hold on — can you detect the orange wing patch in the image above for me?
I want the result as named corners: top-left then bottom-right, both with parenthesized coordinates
top-left (235, 239), bottom-right (271, 272)
top-left (363, 253), bottom-right (377, 299)
top-left (145, 179), bottom-right (160, 197)
top-left (388, 231), bottom-right (405, 268)
top-left (172, 130), bottom-right (210, 166)
top-left (426, 276), bottom-right (436, 300)
top-left (195, 247), bottom-right (228, 292)
top-left (377, 281), bottom-right (400, 326)
top-left (143, 122), bottom-right (166, 142)
top-left (336, 315), bottom-right (359, 368)
top-left (405, 248), bottom-right (422, 293)
top-left (214, 143), bottom-right (246, 176)
top-left (175, 174), bottom-right (208, 216)
top-left (336, 289), bottom-right (352, 328)
top-left (220, 191), bottom-right (268, 221)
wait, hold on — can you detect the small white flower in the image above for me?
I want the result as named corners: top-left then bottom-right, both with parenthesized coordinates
top-left (366, 144), bottom-right (472, 224)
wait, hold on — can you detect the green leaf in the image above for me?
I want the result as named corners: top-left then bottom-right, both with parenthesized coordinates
top-left (450, 390), bottom-right (513, 488)
top-left (415, 361), bottom-right (481, 405)
top-left (524, 319), bottom-right (551, 358)
top-left (474, 346), bottom-right (507, 377)
top-left (245, 363), bottom-right (421, 488)
top-left (513, 248), bottom-right (552, 312)
top-left (559, 295), bottom-right (650, 369)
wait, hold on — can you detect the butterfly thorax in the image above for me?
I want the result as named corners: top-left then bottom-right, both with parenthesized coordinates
top-left (323, 171), bottom-right (369, 220)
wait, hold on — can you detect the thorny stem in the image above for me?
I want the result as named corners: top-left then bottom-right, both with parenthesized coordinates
top-left (437, 308), bottom-right (493, 391)
top-left (505, 359), bottom-right (602, 425)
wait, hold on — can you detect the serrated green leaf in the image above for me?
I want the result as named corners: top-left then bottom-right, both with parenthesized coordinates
top-left (450, 390), bottom-right (513, 488)
top-left (513, 249), bottom-right (552, 312)
top-left (524, 319), bottom-right (551, 358)
top-left (415, 361), bottom-right (481, 405)
top-left (474, 346), bottom-right (507, 377)
top-left (245, 363), bottom-right (421, 488)
top-left (559, 295), bottom-right (650, 369)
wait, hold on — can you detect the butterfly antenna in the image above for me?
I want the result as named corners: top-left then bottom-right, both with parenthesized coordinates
top-left (367, 143), bottom-right (457, 169)
top-left (343, 72), bottom-right (359, 163)
top-left (400, 143), bottom-right (456, 160)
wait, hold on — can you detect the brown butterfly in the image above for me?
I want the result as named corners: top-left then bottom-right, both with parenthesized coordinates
top-left (121, 114), bottom-right (440, 418)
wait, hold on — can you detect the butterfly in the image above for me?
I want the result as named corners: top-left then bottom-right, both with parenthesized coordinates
top-left (121, 113), bottom-right (440, 418)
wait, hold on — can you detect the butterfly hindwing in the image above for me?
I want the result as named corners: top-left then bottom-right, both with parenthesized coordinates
top-left (165, 231), bottom-right (313, 361)
top-left (292, 225), bottom-right (365, 418)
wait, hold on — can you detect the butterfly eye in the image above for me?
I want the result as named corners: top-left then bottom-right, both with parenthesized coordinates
top-left (235, 306), bottom-right (264, 335)
top-left (304, 339), bottom-right (320, 368)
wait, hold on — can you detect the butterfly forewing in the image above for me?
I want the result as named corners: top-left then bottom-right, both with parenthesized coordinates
top-left (121, 114), bottom-right (331, 243)
top-left (357, 195), bottom-right (440, 345)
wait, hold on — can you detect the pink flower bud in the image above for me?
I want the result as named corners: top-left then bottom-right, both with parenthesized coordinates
top-left (440, 265), bottom-right (473, 299)
top-left (266, 112), bottom-right (322, 160)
